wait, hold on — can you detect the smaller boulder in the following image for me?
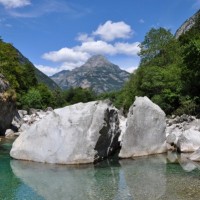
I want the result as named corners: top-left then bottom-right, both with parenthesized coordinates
top-left (176, 129), bottom-right (200, 152)
top-left (119, 96), bottom-right (166, 158)
top-left (5, 129), bottom-right (15, 138)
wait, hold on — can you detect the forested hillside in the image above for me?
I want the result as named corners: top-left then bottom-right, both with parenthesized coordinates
top-left (103, 11), bottom-right (200, 116)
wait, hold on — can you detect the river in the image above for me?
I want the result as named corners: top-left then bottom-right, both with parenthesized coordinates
top-left (1, 137), bottom-right (200, 200)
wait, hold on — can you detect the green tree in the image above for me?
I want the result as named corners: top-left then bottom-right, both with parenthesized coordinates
top-left (182, 39), bottom-right (200, 97)
top-left (20, 88), bottom-right (42, 109)
top-left (139, 27), bottom-right (174, 66)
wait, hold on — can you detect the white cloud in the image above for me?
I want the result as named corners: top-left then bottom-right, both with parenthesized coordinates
top-left (35, 61), bottom-right (84, 76)
top-left (76, 33), bottom-right (94, 42)
top-left (0, 0), bottom-right (31, 9)
top-left (42, 47), bottom-right (90, 63)
top-left (114, 42), bottom-right (140, 56)
top-left (42, 40), bottom-right (140, 66)
top-left (75, 40), bottom-right (116, 55)
top-left (123, 66), bottom-right (138, 73)
top-left (35, 65), bottom-right (61, 76)
top-left (93, 20), bottom-right (133, 41)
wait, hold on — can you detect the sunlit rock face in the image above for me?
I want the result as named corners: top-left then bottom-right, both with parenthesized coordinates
top-left (119, 96), bottom-right (167, 158)
top-left (0, 74), bottom-right (17, 135)
top-left (10, 101), bottom-right (121, 164)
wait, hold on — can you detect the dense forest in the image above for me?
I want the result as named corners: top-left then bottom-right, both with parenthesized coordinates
top-left (0, 38), bottom-right (96, 109)
top-left (1, 13), bottom-right (200, 116)
top-left (103, 13), bottom-right (200, 116)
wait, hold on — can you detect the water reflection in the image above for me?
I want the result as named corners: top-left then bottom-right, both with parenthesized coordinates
top-left (11, 158), bottom-right (121, 200)
top-left (10, 155), bottom-right (167, 200)
top-left (167, 151), bottom-right (200, 172)
top-left (8, 150), bottom-right (200, 200)
top-left (119, 155), bottom-right (167, 200)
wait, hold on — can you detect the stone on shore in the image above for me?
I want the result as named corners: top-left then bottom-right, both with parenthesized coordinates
top-left (10, 101), bottom-right (121, 164)
top-left (166, 115), bottom-right (200, 152)
top-left (119, 96), bottom-right (166, 158)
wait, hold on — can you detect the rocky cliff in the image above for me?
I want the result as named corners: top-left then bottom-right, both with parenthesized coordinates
top-left (175, 10), bottom-right (200, 38)
top-left (0, 74), bottom-right (17, 135)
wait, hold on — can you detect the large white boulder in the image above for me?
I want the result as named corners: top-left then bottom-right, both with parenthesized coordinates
top-left (119, 96), bottom-right (166, 158)
top-left (10, 101), bottom-right (121, 164)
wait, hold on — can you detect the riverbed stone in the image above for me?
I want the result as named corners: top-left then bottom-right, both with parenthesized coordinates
top-left (176, 128), bottom-right (200, 152)
top-left (5, 129), bottom-right (15, 138)
top-left (119, 96), bottom-right (166, 158)
top-left (10, 101), bottom-right (121, 164)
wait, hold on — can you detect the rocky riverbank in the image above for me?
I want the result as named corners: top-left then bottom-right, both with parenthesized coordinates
top-left (1, 95), bottom-right (199, 165)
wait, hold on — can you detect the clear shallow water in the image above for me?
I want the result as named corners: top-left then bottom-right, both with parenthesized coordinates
top-left (1, 138), bottom-right (200, 200)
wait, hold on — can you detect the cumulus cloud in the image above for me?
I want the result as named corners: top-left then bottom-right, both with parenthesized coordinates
top-left (76, 33), bottom-right (94, 42)
top-left (0, 0), bottom-right (31, 9)
top-left (75, 40), bottom-right (116, 55)
top-left (42, 47), bottom-right (90, 63)
top-left (114, 42), bottom-right (140, 56)
top-left (93, 21), bottom-right (133, 41)
top-left (43, 40), bottom-right (140, 64)
top-left (35, 61), bottom-right (84, 76)
top-left (35, 65), bottom-right (61, 76)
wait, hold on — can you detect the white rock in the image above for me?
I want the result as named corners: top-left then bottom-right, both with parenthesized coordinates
top-left (36, 111), bottom-right (46, 119)
top-left (5, 129), bottom-right (15, 138)
top-left (177, 128), bottom-right (200, 152)
top-left (119, 96), bottom-right (166, 158)
top-left (10, 101), bottom-right (121, 164)
top-left (18, 123), bottom-right (30, 132)
top-left (118, 115), bottom-right (127, 142)
top-left (18, 110), bottom-right (28, 118)
top-left (23, 115), bottom-right (31, 123)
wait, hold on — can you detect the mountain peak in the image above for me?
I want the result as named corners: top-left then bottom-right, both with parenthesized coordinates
top-left (51, 54), bottom-right (130, 94)
top-left (83, 55), bottom-right (112, 68)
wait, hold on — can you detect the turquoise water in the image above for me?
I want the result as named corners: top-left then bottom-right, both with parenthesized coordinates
top-left (1, 137), bottom-right (200, 200)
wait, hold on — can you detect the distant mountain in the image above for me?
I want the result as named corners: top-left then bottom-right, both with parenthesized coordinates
top-left (50, 70), bottom-right (70, 85)
top-left (175, 9), bottom-right (200, 39)
top-left (51, 55), bottom-right (130, 94)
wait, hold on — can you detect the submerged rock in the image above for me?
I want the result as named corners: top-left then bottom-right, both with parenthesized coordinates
top-left (10, 101), bottom-right (121, 164)
top-left (189, 148), bottom-right (200, 162)
top-left (119, 96), bottom-right (166, 158)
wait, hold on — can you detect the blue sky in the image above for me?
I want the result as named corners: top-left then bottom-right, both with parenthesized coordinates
top-left (0, 0), bottom-right (199, 75)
